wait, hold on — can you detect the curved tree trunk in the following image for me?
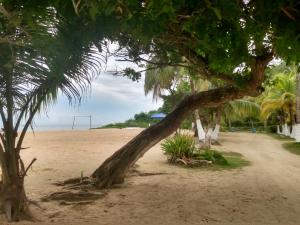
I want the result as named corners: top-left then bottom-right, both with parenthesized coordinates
top-left (92, 86), bottom-right (244, 188)
top-left (91, 55), bottom-right (271, 189)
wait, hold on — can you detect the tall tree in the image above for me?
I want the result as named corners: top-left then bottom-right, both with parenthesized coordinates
top-left (0, 1), bottom-right (105, 221)
top-left (86, 0), bottom-right (299, 188)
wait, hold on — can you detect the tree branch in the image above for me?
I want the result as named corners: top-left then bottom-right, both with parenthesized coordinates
top-left (22, 158), bottom-right (37, 177)
top-left (0, 105), bottom-right (6, 126)
top-left (16, 93), bottom-right (46, 152)
top-left (0, 5), bottom-right (31, 38)
top-left (14, 94), bottom-right (36, 132)
top-left (0, 142), bottom-right (10, 182)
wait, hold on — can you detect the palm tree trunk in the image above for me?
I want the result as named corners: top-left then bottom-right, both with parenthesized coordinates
top-left (211, 108), bottom-right (222, 141)
top-left (0, 70), bottom-right (29, 221)
top-left (295, 67), bottom-right (300, 141)
top-left (0, 156), bottom-right (29, 222)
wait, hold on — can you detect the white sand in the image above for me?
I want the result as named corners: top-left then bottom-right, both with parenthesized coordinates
top-left (2, 129), bottom-right (300, 225)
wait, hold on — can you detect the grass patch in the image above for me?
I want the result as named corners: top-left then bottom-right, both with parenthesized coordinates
top-left (267, 133), bottom-right (294, 141)
top-left (218, 152), bottom-right (251, 169)
top-left (282, 142), bottom-right (300, 155)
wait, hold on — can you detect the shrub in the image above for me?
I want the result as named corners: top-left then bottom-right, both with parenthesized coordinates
top-left (161, 134), bottom-right (196, 162)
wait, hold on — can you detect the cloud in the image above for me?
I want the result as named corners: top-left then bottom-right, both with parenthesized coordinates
top-left (33, 73), bottom-right (163, 130)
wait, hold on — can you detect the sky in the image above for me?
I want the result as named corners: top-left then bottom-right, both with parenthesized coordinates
top-left (33, 73), bottom-right (162, 130)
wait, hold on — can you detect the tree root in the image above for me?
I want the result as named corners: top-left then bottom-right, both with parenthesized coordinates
top-left (173, 157), bottom-right (213, 167)
top-left (54, 176), bottom-right (93, 187)
top-left (127, 167), bottom-right (168, 177)
top-left (41, 190), bottom-right (106, 206)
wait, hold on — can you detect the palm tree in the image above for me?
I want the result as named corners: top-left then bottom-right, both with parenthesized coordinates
top-left (221, 99), bottom-right (261, 132)
top-left (260, 65), bottom-right (297, 136)
top-left (144, 66), bottom-right (181, 100)
top-left (0, 4), bottom-right (103, 221)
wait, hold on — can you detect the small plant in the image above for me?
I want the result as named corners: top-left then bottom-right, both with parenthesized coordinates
top-left (197, 150), bottom-right (228, 166)
top-left (161, 134), bottom-right (196, 163)
top-left (161, 135), bottom-right (248, 169)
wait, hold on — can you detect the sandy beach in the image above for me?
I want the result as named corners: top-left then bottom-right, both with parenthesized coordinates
top-left (2, 129), bottom-right (300, 225)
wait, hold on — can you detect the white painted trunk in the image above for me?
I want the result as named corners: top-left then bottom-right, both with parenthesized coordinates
top-left (196, 119), bottom-right (205, 141)
top-left (211, 124), bottom-right (220, 141)
top-left (290, 125), bottom-right (296, 138)
top-left (283, 123), bottom-right (289, 136)
top-left (277, 125), bottom-right (281, 134)
top-left (294, 124), bottom-right (300, 142)
top-left (206, 127), bottom-right (213, 138)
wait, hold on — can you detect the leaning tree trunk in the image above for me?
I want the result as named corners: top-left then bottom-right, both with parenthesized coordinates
top-left (92, 86), bottom-right (245, 188)
top-left (91, 56), bottom-right (270, 188)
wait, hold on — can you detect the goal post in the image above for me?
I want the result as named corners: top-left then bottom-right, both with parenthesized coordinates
top-left (71, 115), bottom-right (92, 130)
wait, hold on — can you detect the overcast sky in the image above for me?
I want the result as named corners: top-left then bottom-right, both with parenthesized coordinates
top-left (33, 73), bottom-right (162, 130)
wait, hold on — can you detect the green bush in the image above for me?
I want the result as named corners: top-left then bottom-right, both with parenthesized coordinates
top-left (161, 134), bottom-right (196, 162)
top-left (197, 150), bottom-right (228, 166)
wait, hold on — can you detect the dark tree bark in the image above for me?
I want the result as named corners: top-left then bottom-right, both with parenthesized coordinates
top-left (91, 54), bottom-right (272, 189)
top-left (0, 130), bottom-right (30, 221)
top-left (296, 68), bottom-right (300, 124)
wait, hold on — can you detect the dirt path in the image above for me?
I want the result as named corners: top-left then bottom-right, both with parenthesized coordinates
top-left (3, 130), bottom-right (300, 225)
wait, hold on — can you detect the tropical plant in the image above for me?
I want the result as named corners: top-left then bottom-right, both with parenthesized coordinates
top-left (0, 2), bottom-right (104, 221)
top-left (261, 93), bottom-right (295, 123)
top-left (161, 134), bottom-right (196, 163)
top-left (260, 65), bottom-right (297, 124)
top-left (224, 99), bottom-right (261, 121)
top-left (144, 66), bottom-right (182, 100)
